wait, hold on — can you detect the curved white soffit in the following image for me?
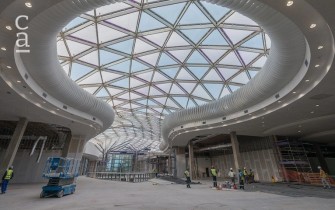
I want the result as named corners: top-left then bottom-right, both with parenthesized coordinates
top-left (160, 0), bottom-right (334, 151)
top-left (14, 0), bottom-right (126, 132)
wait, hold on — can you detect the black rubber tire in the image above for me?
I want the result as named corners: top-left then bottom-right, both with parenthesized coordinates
top-left (40, 191), bottom-right (45, 198)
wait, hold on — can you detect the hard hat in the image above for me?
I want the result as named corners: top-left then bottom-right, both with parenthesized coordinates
top-left (230, 168), bottom-right (233, 170)
top-left (317, 166), bottom-right (321, 169)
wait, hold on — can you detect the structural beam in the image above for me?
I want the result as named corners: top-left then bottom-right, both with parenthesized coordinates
top-left (230, 131), bottom-right (242, 170)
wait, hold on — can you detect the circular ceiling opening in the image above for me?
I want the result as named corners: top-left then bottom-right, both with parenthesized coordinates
top-left (57, 0), bottom-right (270, 151)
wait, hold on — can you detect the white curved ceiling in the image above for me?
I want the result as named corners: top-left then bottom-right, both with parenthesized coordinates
top-left (57, 0), bottom-right (270, 151)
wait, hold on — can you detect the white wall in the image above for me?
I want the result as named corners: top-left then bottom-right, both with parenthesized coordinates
top-left (0, 149), bottom-right (61, 183)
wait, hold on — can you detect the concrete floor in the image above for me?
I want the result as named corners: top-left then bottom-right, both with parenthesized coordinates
top-left (0, 177), bottom-right (334, 210)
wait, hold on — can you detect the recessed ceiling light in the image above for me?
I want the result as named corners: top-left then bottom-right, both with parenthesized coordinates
top-left (29, 91), bottom-right (33, 94)
top-left (315, 64), bottom-right (320, 68)
top-left (315, 104), bottom-right (319, 107)
top-left (318, 46), bottom-right (323, 50)
top-left (7, 66), bottom-right (12, 69)
top-left (25, 2), bottom-right (32, 8)
top-left (298, 130), bottom-right (301, 133)
top-left (5, 26), bottom-right (12, 30)
top-left (287, 1), bottom-right (294, 6)
top-left (1, 47), bottom-right (6, 51)
top-left (310, 24), bottom-right (316, 28)
top-left (311, 111), bottom-right (314, 114)
top-left (292, 91), bottom-right (296, 94)
top-left (305, 79), bottom-right (310, 82)
top-left (17, 80), bottom-right (21, 83)
top-left (278, 100), bottom-right (281, 103)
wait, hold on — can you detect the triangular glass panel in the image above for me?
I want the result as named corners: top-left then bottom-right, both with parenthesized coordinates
top-left (131, 103), bottom-right (141, 109)
top-left (225, 12), bottom-right (258, 26)
top-left (143, 31), bottom-right (170, 47)
top-left (152, 71), bottom-right (169, 82)
top-left (136, 71), bottom-right (153, 82)
top-left (153, 108), bottom-right (163, 113)
top-left (100, 50), bottom-right (124, 66)
top-left (224, 29), bottom-right (253, 45)
top-left (83, 87), bottom-right (99, 94)
top-left (79, 50), bottom-right (99, 66)
top-left (112, 78), bottom-right (129, 88)
top-left (106, 12), bottom-right (139, 32)
top-left (155, 83), bottom-right (172, 93)
top-left (166, 32), bottom-right (189, 47)
top-left (186, 51), bottom-right (208, 64)
top-left (162, 109), bottom-right (171, 115)
top-left (179, 3), bottom-right (210, 25)
top-left (203, 69), bottom-right (222, 81)
top-left (78, 71), bottom-right (102, 85)
top-left (160, 68), bottom-right (179, 79)
top-left (201, 49), bottom-right (227, 63)
top-left (218, 68), bottom-right (239, 80)
top-left (192, 85), bottom-right (212, 100)
top-left (101, 71), bottom-right (123, 82)
top-left (147, 99), bottom-right (158, 106)
top-left (173, 97), bottom-right (188, 108)
top-left (138, 52), bottom-right (160, 66)
top-left (168, 49), bottom-right (192, 62)
top-left (108, 39), bottom-right (134, 54)
top-left (202, 30), bottom-right (228, 46)
top-left (158, 53), bottom-right (178, 66)
top-left (200, 1), bottom-right (230, 21)
top-left (251, 55), bottom-right (267, 67)
top-left (229, 85), bottom-right (241, 92)
top-left (204, 83), bottom-right (223, 99)
top-left (170, 84), bottom-right (185, 94)
top-left (135, 86), bottom-right (150, 95)
top-left (149, 86), bottom-right (163, 96)
top-left (219, 87), bottom-right (231, 98)
top-left (241, 34), bottom-right (264, 49)
top-left (219, 52), bottom-right (242, 66)
top-left (188, 66), bottom-right (208, 79)
top-left (151, 2), bottom-right (186, 24)
top-left (187, 99), bottom-right (197, 108)
top-left (70, 63), bottom-right (93, 81)
top-left (131, 60), bottom-right (149, 72)
top-left (231, 71), bottom-right (250, 84)
top-left (96, 3), bottom-right (131, 16)
top-left (178, 82), bottom-right (197, 93)
top-left (153, 97), bottom-right (167, 105)
top-left (107, 87), bottom-right (124, 95)
top-left (181, 28), bottom-right (209, 44)
top-left (194, 98), bottom-right (208, 106)
top-left (64, 17), bottom-right (87, 31)
top-left (239, 51), bottom-right (259, 65)
top-left (118, 92), bottom-right (130, 100)
top-left (130, 92), bottom-right (142, 99)
top-left (248, 70), bottom-right (259, 78)
top-left (121, 103), bottom-right (131, 109)
top-left (98, 24), bottom-right (127, 43)
top-left (138, 12), bottom-right (166, 32)
top-left (96, 87), bottom-right (109, 97)
top-left (109, 60), bottom-right (131, 73)
top-left (72, 25), bottom-right (97, 44)
top-left (135, 99), bottom-right (148, 105)
top-left (57, 40), bottom-right (68, 57)
top-left (130, 78), bottom-right (145, 88)
top-left (66, 40), bottom-right (91, 56)
top-left (111, 99), bottom-right (124, 106)
top-left (166, 98), bottom-right (180, 109)
top-left (176, 68), bottom-right (194, 80)
top-left (133, 39), bottom-right (156, 54)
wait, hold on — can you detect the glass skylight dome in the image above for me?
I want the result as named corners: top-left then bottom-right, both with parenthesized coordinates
top-left (57, 0), bottom-right (271, 151)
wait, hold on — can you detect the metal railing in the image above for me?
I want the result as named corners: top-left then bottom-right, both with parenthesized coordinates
top-left (87, 172), bottom-right (156, 183)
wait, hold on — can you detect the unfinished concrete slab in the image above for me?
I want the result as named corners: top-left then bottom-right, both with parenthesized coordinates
top-left (0, 177), bottom-right (334, 210)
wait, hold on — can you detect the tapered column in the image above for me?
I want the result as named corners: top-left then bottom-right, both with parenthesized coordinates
top-left (1, 118), bottom-right (28, 172)
top-left (230, 131), bottom-right (242, 170)
top-left (314, 143), bottom-right (329, 173)
top-left (61, 134), bottom-right (86, 159)
top-left (188, 141), bottom-right (194, 179)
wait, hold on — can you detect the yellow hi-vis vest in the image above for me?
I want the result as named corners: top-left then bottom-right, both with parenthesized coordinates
top-left (4, 169), bottom-right (13, 180)
top-left (184, 170), bottom-right (190, 177)
top-left (211, 168), bottom-right (217, 176)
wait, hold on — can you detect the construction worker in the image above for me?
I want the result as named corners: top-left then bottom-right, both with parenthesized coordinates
top-left (243, 167), bottom-right (249, 184)
top-left (228, 168), bottom-right (236, 184)
top-left (318, 166), bottom-right (331, 189)
top-left (184, 168), bottom-right (191, 188)
top-left (238, 169), bottom-right (245, 190)
top-left (210, 166), bottom-right (217, 187)
top-left (1, 166), bottom-right (14, 194)
top-left (152, 168), bottom-right (157, 178)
